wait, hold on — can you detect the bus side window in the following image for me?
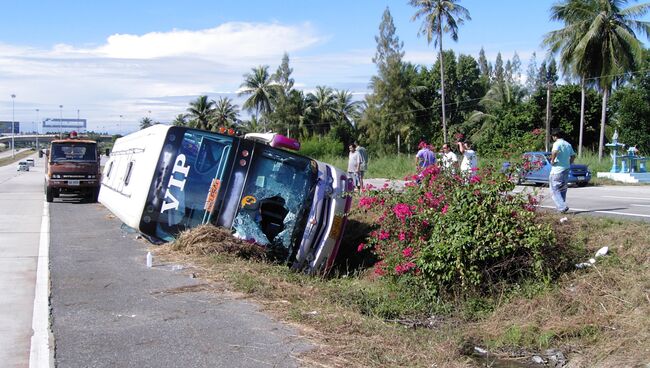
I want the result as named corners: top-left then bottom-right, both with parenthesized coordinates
top-left (124, 161), bottom-right (134, 185)
top-left (106, 161), bottom-right (114, 179)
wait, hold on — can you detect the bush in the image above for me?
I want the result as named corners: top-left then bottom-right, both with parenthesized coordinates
top-left (299, 135), bottom-right (345, 157)
top-left (356, 165), bottom-right (556, 300)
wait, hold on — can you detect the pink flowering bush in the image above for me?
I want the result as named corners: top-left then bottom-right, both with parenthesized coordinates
top-left (355, 164), bottom-right (554, 298)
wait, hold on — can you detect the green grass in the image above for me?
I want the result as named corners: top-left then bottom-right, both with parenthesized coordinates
top-left (0, 149), bottom-right (38, 167)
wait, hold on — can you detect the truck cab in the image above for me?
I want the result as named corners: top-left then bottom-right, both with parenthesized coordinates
top-left (45, 132), bottom-right (101, 202)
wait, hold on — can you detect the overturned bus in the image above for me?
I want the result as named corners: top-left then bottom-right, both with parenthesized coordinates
top-left (99, 125), bottom-right (353, 274)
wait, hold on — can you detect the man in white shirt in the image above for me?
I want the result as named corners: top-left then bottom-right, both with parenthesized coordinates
top-left (440, 143), bottom-right (458, 170)
top-left (457, 141), bottom-right (477, 173)
top-left (348, 144), bottom-right (361, 192)
top-left (354, 141), bottom-right (368, 190)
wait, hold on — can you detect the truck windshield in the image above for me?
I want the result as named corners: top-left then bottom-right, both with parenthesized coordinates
top-left (51, 143), bottom-right (97, 162)
top-left (232, 147), bottom-right (316, 251)
top-left (155, 130), bottom-right (234, 240)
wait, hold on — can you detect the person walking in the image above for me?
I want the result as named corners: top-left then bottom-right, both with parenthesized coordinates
top-left (415, 141), bottom-right (436, 169)
top-left (354, 141), bottom-right (368, 190)
top-left (440, 143), bottom-right (458, 170)
top-left (457, 140), bottom-right (477, 174)
top-left (348, 144), bottom-right (362, 192)
top-left (549, 128), bottom-right (575, 213)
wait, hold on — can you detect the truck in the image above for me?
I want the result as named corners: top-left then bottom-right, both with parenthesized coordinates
top-left (44, 132), bottom-right (101, 202)
top-left (99, 125), bottom-right (353, 274)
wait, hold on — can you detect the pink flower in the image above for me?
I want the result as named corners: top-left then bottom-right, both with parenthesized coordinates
top-left (441, 204), bottom-right (449, 214)
top-left (357, 243), bottom-right (365, 252)
top-left (469, 175), bottom-right (481, 184)
top-left (378, 230), bottom-right (390, 240)
top-left (399, 232), bottom-right (407, 241)
top-left (358, 196), bottom-right (375, 209)
top-left (402, 247), bottom-right (414, 257)
top-left (393, 203), bottom-right (413, 221)
top-left (394, 261), bottom-right (417, 275)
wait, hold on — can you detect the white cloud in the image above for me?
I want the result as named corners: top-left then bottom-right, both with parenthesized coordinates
top-left (0, 22), bottom-right (340, 133)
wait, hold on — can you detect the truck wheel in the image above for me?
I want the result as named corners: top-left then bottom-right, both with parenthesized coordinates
top-left (90, 188), bottom-right (100, 203)
top-left (46, 187), bottom-right (54, 203)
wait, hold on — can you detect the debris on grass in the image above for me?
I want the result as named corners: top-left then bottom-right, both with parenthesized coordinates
top-left (170, 224), bottom-right (267, 260)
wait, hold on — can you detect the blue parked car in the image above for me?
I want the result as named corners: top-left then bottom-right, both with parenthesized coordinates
top-left (503, 151), bottom-right (591, 187)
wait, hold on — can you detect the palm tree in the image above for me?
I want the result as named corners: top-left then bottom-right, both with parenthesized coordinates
top-left (139, 117), bottom-right (154, 130)
top-left (240, 115), bottom-right (263, 134)
top-left (239, 65), bottom-right (278, 131)
top-left (212, 97), bottom-right (240, 129)
top-left (544, 0), bottom-right (650, 160)
top-left (333, 90), bottom-right (362, 126)
top-left (306, 86), bottom-right (337, 135)
top-left (172, 113), bottom-right (188, 127)
top-left (409, 0), bottom-right (471, 144)
top-left (187, 96), bottom-right (215, 131)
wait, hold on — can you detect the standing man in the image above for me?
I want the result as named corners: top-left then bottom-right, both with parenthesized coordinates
top-left (354, 141), bottom-right (368, 190)
top-left (415, 141), bottom-right (436, 169)
top-left (549, 128), bottom-right (575, 213)
top-left (348, 144), bottom-right (362, 192)
top-left (440, 143), bottom-right (458, 170)
top-left (457, 140), bottom-right (477, 174)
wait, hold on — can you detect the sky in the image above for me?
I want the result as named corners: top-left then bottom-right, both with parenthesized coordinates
top-left (0, 0), bottom-right (647, 134)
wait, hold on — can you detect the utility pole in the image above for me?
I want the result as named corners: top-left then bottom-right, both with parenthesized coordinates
top-left (545, 81), bottom-right (552, 152)
top-left (11, 94), bottom-right (16, 158)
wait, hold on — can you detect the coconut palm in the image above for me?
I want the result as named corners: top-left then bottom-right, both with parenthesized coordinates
top-left (409, 0), bottom-right (471, 144)
top-left (333, 90), bottom-right (363, 126)
top-left (306, 86), bottom-right (337, 135)
top-left (139, 117), bottom-right (154, 130)
top-left (172, 113), bottom-right (188, 127)
top-left (544, 0), bottom-right (650, 159)
top-left (239, 65), bottom-right (278, 130)
top-left (187, 95), bottom-right (215, 131)
top-left (212, 97), bottom-right (240, 129)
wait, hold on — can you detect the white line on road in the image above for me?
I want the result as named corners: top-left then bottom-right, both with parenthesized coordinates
top-left (630, 204), bottom-right (650, 208)
top-left (539, 205), bottom-right (650, 218)
top-left (601, 195), bottom-right (650, 201)
top-left (29, 200), bottom-right (53, 368)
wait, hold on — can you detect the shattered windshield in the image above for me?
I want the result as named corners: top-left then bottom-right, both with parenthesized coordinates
top-left (232, 147), bottom-right (317, 251)
top-left (155, 130), bottom-right (234, 240)
top-left (51, 143), bottom-right (97, 162)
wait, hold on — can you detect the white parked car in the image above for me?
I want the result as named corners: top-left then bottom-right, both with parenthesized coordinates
top-left (26, 158), bottom-right (35, 167)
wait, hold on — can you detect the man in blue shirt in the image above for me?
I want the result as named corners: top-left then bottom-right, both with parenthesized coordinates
top-left (549, 128), bottom-right (576, 213)
top-left (415, 141), bottom-right (436, 169)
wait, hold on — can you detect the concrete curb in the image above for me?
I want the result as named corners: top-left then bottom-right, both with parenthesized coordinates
top-left (29, 200), bottom-right (54, 368)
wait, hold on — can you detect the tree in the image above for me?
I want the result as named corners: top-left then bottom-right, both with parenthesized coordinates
top-left (213, 97), bottom-right (240, 129)
top-left (269, 53), bottom-right (296, 135)
top-left (493, 52), bottom-right (504, 84)
top-left (362, 7), bottom-right (415, 153)
top-left (239, 65), bottom-right (278, 130)
top-left (544, 0), bottom-right (650, 159)
top-left (306, 86), bottom-right (337, 136)
top-left (525, 52), bottom-right (539, 96)
top-left (139, 117), bottom-right (154, 130)
top-left (186, 95), bottom-right (215, 131)
top-left (172, 114), bottom-right (188, 127)
top-left (409, 0), bottom-right (471, 143)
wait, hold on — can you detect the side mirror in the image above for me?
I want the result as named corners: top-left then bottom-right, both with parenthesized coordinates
top-left (38, 150), bottom-right (43, 158)
top-left (44, 149), bottom-right (49, 157)
top-left (105, 148), bottom-right (110, 157)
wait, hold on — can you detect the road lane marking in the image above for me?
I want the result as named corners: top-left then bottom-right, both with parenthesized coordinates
top-left (630, 204), bottom-right (650, 208)
top-left (539, 205), bottom-right (650, 218)
top-left (601, 195), bottom-right (650, 201)
top-left (29, 200), bottom-right (53, 368)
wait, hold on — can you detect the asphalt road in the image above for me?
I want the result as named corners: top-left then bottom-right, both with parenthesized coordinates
top-left (48, 197), bottom-right (311, 367)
